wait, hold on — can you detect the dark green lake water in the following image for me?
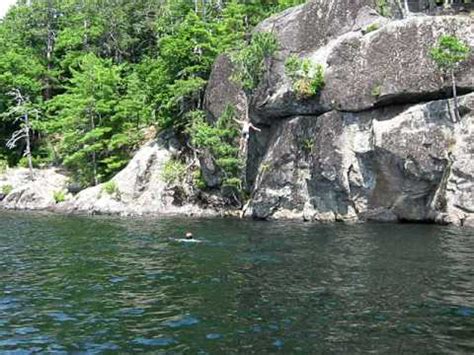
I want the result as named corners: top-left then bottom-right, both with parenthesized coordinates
top-left (0, 211), bottom-right (473, 354)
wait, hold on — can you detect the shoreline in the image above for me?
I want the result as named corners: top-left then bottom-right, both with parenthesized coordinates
top-left (1, 205), bottom-right (472, 228)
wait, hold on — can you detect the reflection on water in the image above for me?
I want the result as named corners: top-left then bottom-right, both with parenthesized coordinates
top-left (0, 211), bottom-right (473, 353)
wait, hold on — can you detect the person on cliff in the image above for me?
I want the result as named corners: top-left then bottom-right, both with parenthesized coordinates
top-left (233, 118), bottom-right (261, 153)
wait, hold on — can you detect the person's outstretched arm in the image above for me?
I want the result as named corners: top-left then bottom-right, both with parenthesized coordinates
top-left (249, 123), bottom-right (261, 132)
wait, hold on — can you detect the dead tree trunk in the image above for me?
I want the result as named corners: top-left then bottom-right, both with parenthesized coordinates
top-left (451, 69), bottom-right (461, 122)
top-left (6, 89), bottom-right (35, 180)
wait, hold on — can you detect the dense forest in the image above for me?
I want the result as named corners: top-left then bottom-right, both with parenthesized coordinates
top-left (0, 0), bottom-right (305, 187)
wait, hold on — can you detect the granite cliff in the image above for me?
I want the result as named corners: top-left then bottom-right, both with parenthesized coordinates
top-left (205, 0), bottom-right (474, 226)
top-left (1, 0), bottom-right (472, 226)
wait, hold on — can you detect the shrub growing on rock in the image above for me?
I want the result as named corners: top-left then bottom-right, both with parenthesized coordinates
top-left (363, 23), bottom-right (380, 34)
top-left (285, 55), bottom-right (325, 98)
top-left (376, 0), bottom-right (391, 17)
top-left (161, 159), bottom-right (187, 185)
top-left (186, 108), bottom-right (242, 192)
top-left (371, 85), bottom-right (382, 97)
top-left (231, 32), bottom-right (279, 90)
top-left (2, 185), bottom-right (13, 195)
top-left (102, 181), bottom-right (119, 197)
top-left (53, 190), bottom-right (66, 203)
top-left (430, 35), bottom-right (470, 122)
top-left (0, 159), bottom-right (8, 174)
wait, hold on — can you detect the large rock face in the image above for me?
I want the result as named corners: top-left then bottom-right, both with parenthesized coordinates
top-left (246, 94), bottom-right (474, 226)
top-left (5, 1), bottom-right (472, 227)
top-left (256, 0), bottom-right (395, 54)
top-left (323, 16), bottom-right (474, 112)
top-left (252, 15), bottom-right (473, 120)
top-left (0, 168), bottom-right (69, 210)
top-left (204, 54), bottom-right (247, 123)
top-left (204, 0), bottom-right (473, 226)
top-left (64, 131), bottom-right (221, 217)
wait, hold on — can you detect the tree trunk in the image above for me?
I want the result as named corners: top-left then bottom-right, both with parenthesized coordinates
top-left (82, 0), bottom-right (89, 50)
top-left (239, 95), bottom-right (251, 190)
top-left (451, 69), bottom-right (460, 122)
top-left (24, 113), bottom-right (34, 180)
top-left (403, 0), bottom-right (410, 17)
top-left (89, 110), bottom-right (98, 186)
top-left (43, 0), bottom-right (55, 101)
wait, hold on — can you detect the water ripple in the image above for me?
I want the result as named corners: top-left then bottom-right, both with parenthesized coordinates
top-left (0, 212), bottom-right (472, 353)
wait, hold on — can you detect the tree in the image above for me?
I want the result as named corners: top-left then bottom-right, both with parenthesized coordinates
top-left (430, 35), bottom-right (470, 122)
top-left (49, 54), bottom-right (122, 186)
top-left (3, 89), bottom-right (39, 180)
top-left (0, 0), bottom-right (306, 187)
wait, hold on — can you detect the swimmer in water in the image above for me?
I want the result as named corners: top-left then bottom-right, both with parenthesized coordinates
top-left (169, 231), bottom-right (202, 243)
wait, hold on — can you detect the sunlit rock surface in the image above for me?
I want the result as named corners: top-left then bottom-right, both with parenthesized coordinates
top-left (0, 168), bottom-right (68, 210)
top-left (203, 0), bottom-right (473, 226)
top-left (64, 131), bottom-right (223, 217)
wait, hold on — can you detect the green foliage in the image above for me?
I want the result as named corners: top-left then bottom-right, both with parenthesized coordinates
top-left (231, 32), bottom-right (279, 91)
top-left (161, 159), bottom-right (187, 185)
top-left (222, 177), bottom-right (242, 190)
top-left (430, 35), bottom-right (470, 72)
top-left (371, 85), bottom-right (382, 97)
top-left (0, 159), bottom-right (8, 174)
top-left (102, 180), bottom-right (119, 196)
top-left (18, 156), bottom-right (39, 169)
top-left (260, 163), bottom-right (271, 174)
top-left (285, 55), bottom-right (325, 98)
top-left (0, 0), bottom-right (304, 185)
top-left (376, 0), bottom-right (391, 17)
top-left (302, 138), bottom-right (314, 153)
top-left (48, 54), bottom-right (145, 185)
top-left (430, 34), bottom-right (470, 122)
top-left (192, 169), bottom-right (207, 190)
top-left (53, 190), bottom-right (66, 203)
top-left (2, 184), bottom-right (13, 195)
top-left (363, 23), bottom-right (380, 34)
top-left (187, 107), bottom-right (242, 191)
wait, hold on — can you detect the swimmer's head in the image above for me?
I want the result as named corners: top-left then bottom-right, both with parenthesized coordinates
top-left (185, 232), bottom-right (193, 239)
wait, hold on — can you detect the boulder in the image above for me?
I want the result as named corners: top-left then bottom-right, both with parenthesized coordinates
top-left (204, 1), bottom-right (394, 123)
top-left (323, 15), bottom-right (474, 112)
top-left (65, 131), bottom-right (219, 217)
top-left (198, 149), bottom-right (222, 188)
top-left (255, 0), bottom-right (394, 54)
top-left (253, 14), bottom-right (473, 119)
top-left (0, 168), bottom-right (69, 210)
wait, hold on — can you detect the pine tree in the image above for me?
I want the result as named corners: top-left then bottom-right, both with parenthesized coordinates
top-left (49, 54), bottom-right (122, 186)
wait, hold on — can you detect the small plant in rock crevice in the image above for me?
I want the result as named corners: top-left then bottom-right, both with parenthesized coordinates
top-left (53, 190), bottom-right (66, 203)
top-left (376, 0), bottom-right (391, 17)
top-left (161, 159), bottom-right (187, 185)
top-left (260, 163), bottom-right (271, 174)
top-left (0, 159), bottom-right (8, 174)
top-left (371, 85), bottom-right (382, 97)
top-left (102, 180), bottom-right (120, 199)
top-left (302, 138), bottom-right (314, 154)
top-left (363, 23), bottom-right (380, 34)
top-left (285, 55), bottom-right (325, 98)
top-left (2, 184), bottom-right (13, 195)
